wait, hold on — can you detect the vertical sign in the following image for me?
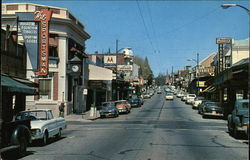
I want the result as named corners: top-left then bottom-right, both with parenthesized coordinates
top-left (34, 8), bottom-right (52, 76)
top-left (19, 21), bottom-right (39, 70)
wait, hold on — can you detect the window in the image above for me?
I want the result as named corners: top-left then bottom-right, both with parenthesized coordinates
top-left (49, 46), bottom-right (58, 57)
top-left (39, 79), bottom-right (52, 99)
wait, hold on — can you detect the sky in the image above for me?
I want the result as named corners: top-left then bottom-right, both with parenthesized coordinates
top-left (3, 0), bottom-right (249, 76)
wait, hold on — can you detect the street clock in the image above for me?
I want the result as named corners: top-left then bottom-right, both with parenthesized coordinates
top-left (68, 55), bottom-right (82, 75)
top-left (72, 65), bottom-right (80, 72)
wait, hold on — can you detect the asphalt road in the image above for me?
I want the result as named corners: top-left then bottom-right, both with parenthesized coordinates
top-left (20, 93), bottom-right (249, 160)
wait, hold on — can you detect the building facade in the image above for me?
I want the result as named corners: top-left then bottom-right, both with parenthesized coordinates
top-left (2, 3), bottom-right (90, 116)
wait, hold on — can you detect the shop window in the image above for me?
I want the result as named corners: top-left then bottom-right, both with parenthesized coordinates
top-left (39, 79), bottom-right (52, 99)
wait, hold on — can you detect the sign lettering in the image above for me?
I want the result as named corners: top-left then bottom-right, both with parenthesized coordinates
top-left (34, 8), bottom-right (52, 76)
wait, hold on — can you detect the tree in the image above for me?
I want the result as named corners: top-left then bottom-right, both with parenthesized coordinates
top-left (134, 56), bottom-right (154, 85)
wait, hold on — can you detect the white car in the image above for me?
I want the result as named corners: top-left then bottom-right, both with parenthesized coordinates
top-left (16, 109), bottom-right (66, 145)
top-left (186, 94), bottom-right (196, 104)
top-left (166, 93), bottom-right (174, 100)
top-left (192, 97), bottom-right (205, 109)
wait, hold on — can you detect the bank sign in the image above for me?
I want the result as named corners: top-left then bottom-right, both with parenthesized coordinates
top-left (104, 56), bottom-right (117, 66)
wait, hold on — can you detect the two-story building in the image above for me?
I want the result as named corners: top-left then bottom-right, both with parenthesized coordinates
top-left (2, 3), bottom-right (90, 116)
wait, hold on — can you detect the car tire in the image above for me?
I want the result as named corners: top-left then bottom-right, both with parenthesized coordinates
top-left (233, 126), bottom-right (239, 139)
top-left (41, 132), bottom-right (48, 146)
top-left (17, 136), bottom-right (28, 157)
top-left (56, 129), bottom-right (62, 139)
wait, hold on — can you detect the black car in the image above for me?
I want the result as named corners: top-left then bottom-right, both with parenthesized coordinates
top-left (128, 95), bottom-right (141, 108)
top-left (202, 102), bottom-right (223, 118)
top-left (198, 100), bottom-right (212, 114)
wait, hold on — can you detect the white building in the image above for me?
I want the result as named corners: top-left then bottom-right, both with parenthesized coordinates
top-left (2, 3), bottom-right (90, 116)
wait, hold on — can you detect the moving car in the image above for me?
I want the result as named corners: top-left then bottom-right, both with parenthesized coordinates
top-left (165, 93), bottom-right (174, 100)
top-left (100, 102), bottom-right (119, 118)
top-left (228, 99), bottom-right (249, 138)
top-left (202, 102), bottom-right (223, 118)
top-left (115, 100), bottom-right (131, 114)
top-left (15, 109), bottom-right (66, 145)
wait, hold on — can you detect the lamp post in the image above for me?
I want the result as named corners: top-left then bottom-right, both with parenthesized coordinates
top-left (221, 3), bottom-right (250, 99)
top-left (187, 53), bottom-right (200, 96)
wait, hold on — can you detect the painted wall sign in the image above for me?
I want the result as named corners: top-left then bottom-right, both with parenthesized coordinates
top-left (34, 8), bottom-right (52, 76)
top-left (104, 56), bottom-right (117, 65)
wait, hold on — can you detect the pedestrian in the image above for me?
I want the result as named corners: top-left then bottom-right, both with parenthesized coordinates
top-left (59, 102), bottom-right (65, 117)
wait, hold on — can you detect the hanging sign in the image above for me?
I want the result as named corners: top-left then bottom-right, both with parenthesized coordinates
top-left (19, 21), bottom-right (39, 70)
top-left (34, 8), bottom-right (52, 76)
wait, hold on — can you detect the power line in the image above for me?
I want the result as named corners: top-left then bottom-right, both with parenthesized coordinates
top-left (136, 0), bottom-right (156, 53)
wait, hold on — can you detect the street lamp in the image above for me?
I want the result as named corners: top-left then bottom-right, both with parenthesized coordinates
top-left (187, 53), bottom-right (200, 96)
top-left (221, 4), bottom-right (250, 14)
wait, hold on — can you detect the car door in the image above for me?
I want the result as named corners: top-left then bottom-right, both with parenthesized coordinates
top-left (47, 111), bottom-right (57, 137)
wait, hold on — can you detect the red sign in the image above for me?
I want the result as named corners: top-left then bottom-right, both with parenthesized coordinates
top-left (34, 9), bottom-right (52, 75)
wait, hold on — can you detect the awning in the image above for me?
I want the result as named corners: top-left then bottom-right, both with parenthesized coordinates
top-left (202, 85), bottom-right (216, 93)
top-left (1, 75), bottom-right (36, 95)
top-left (13, 77), bottom-right (39, 87)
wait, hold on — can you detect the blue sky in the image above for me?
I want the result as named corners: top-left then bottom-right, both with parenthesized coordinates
top-left (4, 0), bottom-right (249, 76)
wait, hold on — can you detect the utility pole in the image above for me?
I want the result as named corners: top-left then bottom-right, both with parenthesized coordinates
top-left (171, 66), bottom-right (174, 85)
top-left (197, 53), bottom-right (200, 96)
top-left (116, 39), bottom-right (119, 54)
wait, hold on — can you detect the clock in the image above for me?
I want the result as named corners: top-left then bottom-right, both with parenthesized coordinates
top-left (72, 65), bottom-right (79, 72)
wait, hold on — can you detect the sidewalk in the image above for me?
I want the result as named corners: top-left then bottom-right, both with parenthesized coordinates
top-left (64, 110), bottom-right (100, 122)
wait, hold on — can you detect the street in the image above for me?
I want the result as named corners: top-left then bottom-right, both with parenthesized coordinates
top-left (21, 93), bottom-right (248, 160)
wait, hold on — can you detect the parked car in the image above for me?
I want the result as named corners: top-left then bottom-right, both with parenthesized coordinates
top-left (165, 93), bottom-right (174, 100)
top-left (228, 99), bottom-right (249, 138)
top-left (181, 93), bottom-right (188, 101)
top-left (15, 109), bottom-right (66, 145)
top-left (185, 94), bottom-right (196, 104)
top-left (176, 91), bottom-right (184, 98)
top-left (139, 97), bottom-right (144, 105)
top-left (115, 100), bottom-right (131, 114)
top-left (202, 102), bottom-right (223, 118)
top-left (128, 95), bottom-right (142, 107)
top-left (144, 93), bottom-right (151, 99)
top-left (100, 102), bottom-right (119, 118)
top-left (157, 90), bottom-right (162, 94)
top-left (192, 96), bottom-right (205, 109)
top-left (197, 100), bottom-right (211, 114)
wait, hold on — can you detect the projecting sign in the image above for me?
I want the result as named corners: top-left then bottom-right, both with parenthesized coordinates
top-left (216, 38), bottom-right (232, 44)
top-left (117, 65), bottom-right (133, 71)
top-left (34, 8), bottom-right (52, 76)
top-left (104, 56), bottom-right (117, 65)
top-left (17, 12), bottom-right (40, 70)
top-left (19, 21), bottom-right (39, 70)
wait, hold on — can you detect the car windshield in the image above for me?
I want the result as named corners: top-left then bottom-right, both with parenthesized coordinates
top-left (241, 102), bottom-right (249, 109)
top-left (16, 111), bottom-right (47, 121)
top-left (188, 94), bottom-right (196, 97)
top-left (115, 102), bottom-right (125, 105)
top-left (206, 102), bottom-right (219, 107)
top-left (102, 103), bottom-right (113, 107)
